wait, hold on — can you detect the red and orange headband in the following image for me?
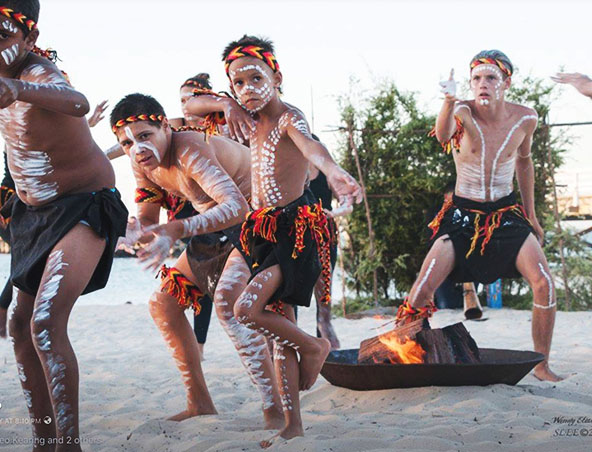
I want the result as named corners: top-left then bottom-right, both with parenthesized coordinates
top-left (470, 57), bottom-right (512, 78)
top-left (224, 45), bottom-right (279, 76)
top-left (0, 6), bottom-right (37, 33)
top-left (182, 79), bottom-right (209, 90)
top-left (111, 114), bottom-right (166, 133)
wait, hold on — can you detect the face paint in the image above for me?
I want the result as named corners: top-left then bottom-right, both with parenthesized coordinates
top-left (471, 65), bottom-right (505, 105)
top-left (124, 126), bottom-right (162, 163)
top-left (1, 43), bottom-right (19, 65)
top-left (533, 263), bottom-right (557, 310)
top-left (1, 20), bottom-right (18, 34)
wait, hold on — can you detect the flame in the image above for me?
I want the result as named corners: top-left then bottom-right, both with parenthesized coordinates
top-left (377, 334), bottom-right (425, 364)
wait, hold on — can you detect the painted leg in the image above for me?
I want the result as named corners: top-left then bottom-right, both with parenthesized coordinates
top-left (9, 289), bottom-right (56, 451)
top-left (261, 306), bottom-right (303, 448)
top-left (408, 235), bottom-right (456, 308)
top-left (233, 265), bottom-right (331, 393)
top-left (0, 306), bottom-right (7, 338)
top-left (148, 251), bottom-right (217, 421)
top-left (214, 249), bottom-right (283, 430)
top-left (314, 277), bottom-right (340, 350)
top-left (30, 224), bottom-right (108, 452)
top-left (516, 234), bottom-right (562, 382)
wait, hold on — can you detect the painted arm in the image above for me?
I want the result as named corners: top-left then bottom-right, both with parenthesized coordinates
top-left (285, 111), bottom-right (362, 206)
top-left (174, 147), bottom-right (249, 237)
top-left (435, 69), bottom-right (460, 143)
top-left (551, 72), bottom-right (592, 99)
top-left (0, 64), bottom-right (90, 116)
top-left (515, 118), bottom-right (544, 242)
top-left (185, 95), bottom-right (254, 143)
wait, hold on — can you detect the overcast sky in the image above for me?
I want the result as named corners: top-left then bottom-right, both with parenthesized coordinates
top-left (3, 0), bottom-right (592, 209)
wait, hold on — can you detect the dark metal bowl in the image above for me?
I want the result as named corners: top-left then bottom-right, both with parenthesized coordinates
top-left (320, 348), bottom-right (544, 390)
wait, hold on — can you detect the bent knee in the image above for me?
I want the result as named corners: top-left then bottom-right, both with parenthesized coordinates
top-left (233, 294), bottom-right (256, 324)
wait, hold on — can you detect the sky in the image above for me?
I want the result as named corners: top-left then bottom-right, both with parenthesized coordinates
top-left (3, 0), bottom-right (592, 210)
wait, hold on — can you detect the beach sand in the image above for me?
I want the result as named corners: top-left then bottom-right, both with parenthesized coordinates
top-left (0, 259), bottom-right (591, 451)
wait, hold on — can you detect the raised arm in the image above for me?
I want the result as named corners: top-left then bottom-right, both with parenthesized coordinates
top-left (515, 116), bottom-right (543, 242)
top-left (284, 110), bottom-right (362, 206)
top-left (2, 62), bottom-right (90, 116)
top-left (185, 94), bottom-right (254, 143)
top-left (551, 72), bottom-right (592, 99)
top-left (435, 69), bottom-right (461, 143)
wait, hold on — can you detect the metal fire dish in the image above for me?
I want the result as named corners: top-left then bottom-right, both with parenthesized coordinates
top-left (320, 348), bottom-right (544, 391)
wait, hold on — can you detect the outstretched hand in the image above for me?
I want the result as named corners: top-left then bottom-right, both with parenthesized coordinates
top-left (88, 100), bottom-right (109, 127)
top-left (327, 167), bottom-right (362, 212)
top-left (439, 69), bottom-right (458, 102)
top-left (551, 72), bottom-right (592, 98)
top-left (116, 217), bottom-right (144, 254)
top-left (224, 98), bottom-right (256, 144)
top-left (136, 224), bottom-right (180, 273)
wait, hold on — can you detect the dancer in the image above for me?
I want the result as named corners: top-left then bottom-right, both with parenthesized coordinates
top-left (0, 2), bottom-right (128, 450)
top-left (221, 35), bottom-right (361, 445)
top-left (408, 50), bottom-right (560, 381)
top-left (552, 72), bottom-right (592, 99)
top-left (0, 99), bottom-right (110, 339)
top-left (111, 93), bottom-right (285, 427)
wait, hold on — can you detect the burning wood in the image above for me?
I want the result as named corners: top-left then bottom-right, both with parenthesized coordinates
top-left (358, 320), bottom-right (481, 365)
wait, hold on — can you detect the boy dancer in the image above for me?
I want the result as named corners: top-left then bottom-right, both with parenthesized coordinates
top-left (222, 35), bottom-right (361, 445)
top-left (409, 50), bottom-right (560, 381)
top-left (0, 1), bottom-right (128, 450)
top-left (111, 94), bottom-right (285, 428)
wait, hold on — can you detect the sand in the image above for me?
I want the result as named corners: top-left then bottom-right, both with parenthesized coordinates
top-left (0, 258), bottom-right (591, 451)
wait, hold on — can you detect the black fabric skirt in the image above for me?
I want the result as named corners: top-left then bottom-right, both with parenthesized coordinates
top-left (186, 223), bottom-right (248, 298)
top-left (430, 192), bottom-right (534, 284)
top-left (2, 188), bottom-right (128, 296)
top-left (240, 190), bottom-right (329, 308)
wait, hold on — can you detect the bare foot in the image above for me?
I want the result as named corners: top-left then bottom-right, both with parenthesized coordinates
top-left (0, 307), bottom-right (7, 338)
top-left (299, 337), bottom-right (331, 390)
top-left (534, 363), bottom-right (564, 382)
top-left (263, 406), bottom-right (285, 430)
top-left (260, 424), bottom-right (304, 448)
top-left (166, 405), bottom-right (217, 421)
top-left (317, 319), bottom-right (340, 350)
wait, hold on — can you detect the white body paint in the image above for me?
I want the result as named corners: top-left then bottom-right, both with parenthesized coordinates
top-left (412, 258), bottom-right (436, 303)
top-left (32, 250), bottom-right (75, 436)
top-left (10, 149), bottom-right (59, 203)
top-left (455, 109), bottom-right (536, 202)
top-left (1, 43), bottom-right (19, 66)
top-left (178, 152), bottom-right (242, 236)
top-left (533, 263), bottom-right (557, 310)
top-left (273, 343), bottom-right (292, 411)
top-left (214, 255), bottom-right (276, 409)
top-left (124, 126), bottom-right (161, 163)
top-left (2, 20), bottom-right (19, 34)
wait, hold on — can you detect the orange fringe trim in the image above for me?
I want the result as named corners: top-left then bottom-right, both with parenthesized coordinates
top-left (395, 299), bottom-right (437, 325)
top-left (428, 199), bottom-right (531, 258)
top-left (240, 201), bottom-right (334, 305)
top-left (158, 265), bottom-right (204, 314)
top-left (428, 115), bottom-right (464, 154)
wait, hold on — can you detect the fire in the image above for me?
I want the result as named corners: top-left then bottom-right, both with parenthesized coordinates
top-left (377, 334), bottom-right (425, 364)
